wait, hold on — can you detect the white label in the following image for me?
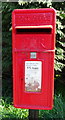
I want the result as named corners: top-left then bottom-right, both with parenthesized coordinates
top-left (25, 61), bottom-right (42, 92)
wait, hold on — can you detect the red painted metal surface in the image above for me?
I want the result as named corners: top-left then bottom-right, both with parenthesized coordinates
top-left (12, 8), bottom-right (56, 110)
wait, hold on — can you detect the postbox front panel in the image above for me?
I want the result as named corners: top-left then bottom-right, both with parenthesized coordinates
top-left (12, 8), bottom-right (56, 110)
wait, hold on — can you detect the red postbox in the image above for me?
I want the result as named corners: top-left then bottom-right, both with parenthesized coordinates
top-left (12, 8), bottom-right (56, 110)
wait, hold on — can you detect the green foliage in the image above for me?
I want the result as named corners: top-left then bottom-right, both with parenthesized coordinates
top-left (18, 0), bottom-right (52, 7)
top-left (39, 94), bottom-right (65, 119)
top-left (55, 47), bottom-right (65, 71)
top-left (54, 6), bottom-right (65, 71)
top-left (0, 98), bottom-right (28, 120)
top-left (2, 32), bottom-right (12, 78)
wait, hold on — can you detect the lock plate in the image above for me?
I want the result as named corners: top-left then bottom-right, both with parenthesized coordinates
top-left (30, 52), bottom-right (36, 59)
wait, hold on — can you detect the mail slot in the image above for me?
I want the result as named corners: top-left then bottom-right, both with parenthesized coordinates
top-left (12, 8), bottom-right (56, 110)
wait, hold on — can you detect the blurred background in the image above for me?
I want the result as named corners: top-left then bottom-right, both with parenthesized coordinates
top-left (1, 1), bottom-right (65, 120)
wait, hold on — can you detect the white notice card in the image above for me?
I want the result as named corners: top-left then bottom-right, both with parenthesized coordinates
top-left (25, 61), bottom-right (42, 92)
